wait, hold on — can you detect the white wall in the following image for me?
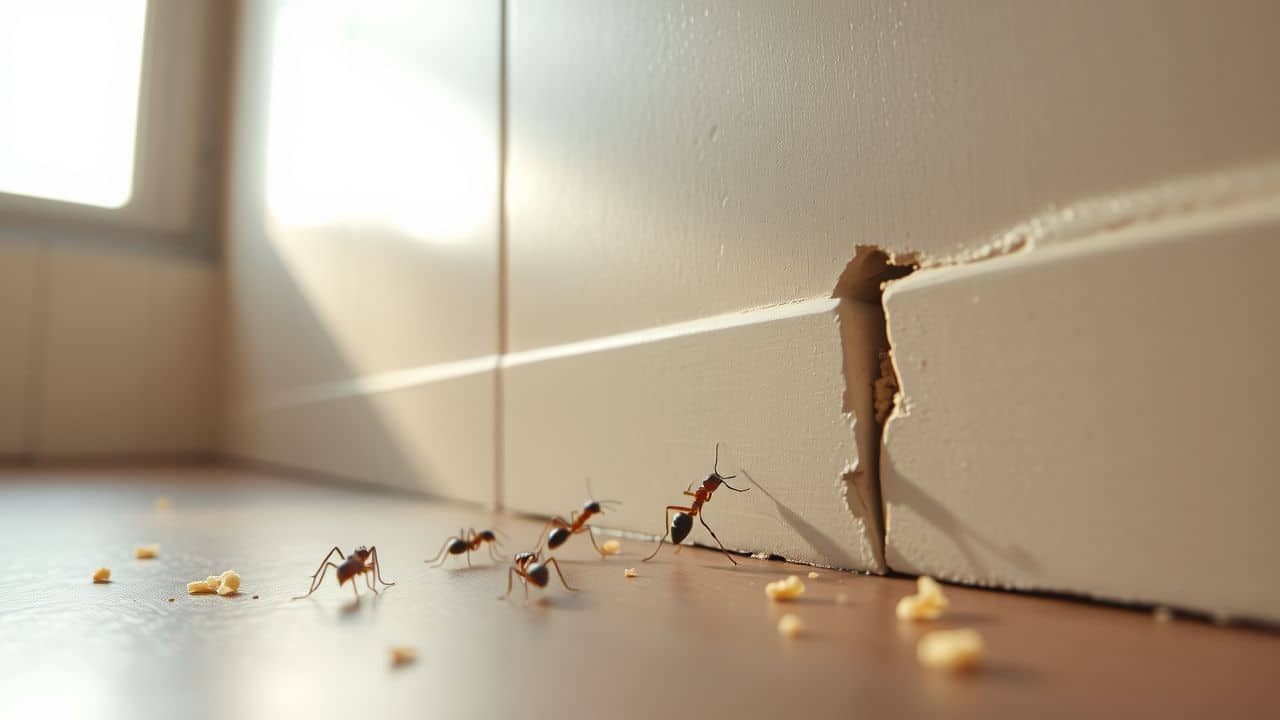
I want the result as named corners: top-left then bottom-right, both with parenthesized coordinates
top-left (221, 0), bottom-right (502, 502)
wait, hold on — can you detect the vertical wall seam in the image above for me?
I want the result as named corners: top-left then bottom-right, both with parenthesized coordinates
top-left (493, 0), bottom-right (510, 510)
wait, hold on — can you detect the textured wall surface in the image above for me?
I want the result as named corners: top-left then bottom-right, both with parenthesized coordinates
top-left (222, 0), bottom-right (501, 502)
top-left (881, 200), bottom-right (1280, 622)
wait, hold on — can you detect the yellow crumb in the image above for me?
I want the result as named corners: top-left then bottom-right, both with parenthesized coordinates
top-left (1153, 606), bottom-right (1174, 623)
top-left (896, 575), bottom-right (949, 621)
top-left (623, 567), bottom-right (638, 578)
top-left (153, 496), bottom-right (172, 511)
top-left (777, 613), bottom-right (804, 638)
top-left (390, 646), bottom-right (418, 667)
top-left (807, 571), bottom-right (820, 579)
top-left (92, 567), bottom-right (111, 583)
top-left (835, 593), bottom-right (849, 605)
top-left (135, 545), bottom-right (159, 559)
top-left (917, 628), bottom-right (983, 671)
top-left (188, 570), bottom-right (241, 596)
top-left (601, 539), bottom-right (622, 555)
top-left (764, 575), bottom-right (806, 601)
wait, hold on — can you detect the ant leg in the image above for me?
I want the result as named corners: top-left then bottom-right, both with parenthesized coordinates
top-left (351, 581), bottom-right (360, 601)
top-left (466, 548), bottom-right (473, 568)
top-left (369, 546), bottom-right (396, 588)
top-left (581, 525), bottom-right (607, 557)
top-left (502, 567), bottom-right (512, 599)
top-left (698, 513), bottom-right (739, 566)
top-left (643, 506), bottom-right (693, 562)
top-left (535, 516), bottom-right (571, 551)
top-left (544, 557), bottom-right (578, 591)
top-left (305, 547), bottom-right (345, 582)
top-left (292, 562), bottom-right (341, 600)
top-left (365, 571), bottom-right (379, 594)
top-left (487, 541), bottom-right (503, 563)
top-left (425, 537), bottom-right (461, 567)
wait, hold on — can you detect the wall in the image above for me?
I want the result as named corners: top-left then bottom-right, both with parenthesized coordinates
top-left (499, 0), bottom-right (1280, 586)
top-left (218, 1), bottom-right (1280, 618)
top-left (221, 0), bottom-right (502, 503)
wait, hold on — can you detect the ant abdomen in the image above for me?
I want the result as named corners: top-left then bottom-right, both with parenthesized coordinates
top-left (547, 527), bottom-right (571, 549)
top-left (671, 513), bottom-right (693, 544)
top-left (527, 563), bottom-right (550, 587)
top-left (448, 538), bottom-right (469, 555)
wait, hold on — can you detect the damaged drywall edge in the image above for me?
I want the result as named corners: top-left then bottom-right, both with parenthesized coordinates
top-left (876, 159), bottom-right (1280, 577)
top-left (917, 159), bottom-right (1280, 269)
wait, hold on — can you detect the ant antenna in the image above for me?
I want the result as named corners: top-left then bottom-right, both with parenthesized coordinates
top-left (586, 477), bottom-right (621, 506)
top-left (713, 443), bottom-right (748, 491)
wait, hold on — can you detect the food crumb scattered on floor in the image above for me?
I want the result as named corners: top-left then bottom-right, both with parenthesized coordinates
top-left (765, 575), bottom-right (806, 601)
top-left (896, 576), bottom-right (949, 621)
top-left (167, 598), bottom-right (175, 602)
top-left (92, 567), bottom-right (111, 583)
top-left (1153, 606), bottom-right (1174, 623)
top-left (807, 571), bottom-right (819, 579)
top-left (917, 628), bottom-right (983, 671)
top-left (777, 613), bottom-right (804, 638)
top-left (601, 539), bottom-right (621, 555)
top-left (390, 646), bottom-right (418, 667)
top-left (134, 545), bottom-right (159, 560)
top-left (188, 570), bottom-right (241, 596)
top-left (624, 567), bottom-right (637, 578)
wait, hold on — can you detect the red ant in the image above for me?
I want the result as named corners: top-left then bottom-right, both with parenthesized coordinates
top-left (426, 528), bottom-right (503, 568)
top-left (537, 481), bottom-right (620, 557)
top-left (291, 545), bottom-right (395, 601)
top-left (643, 443), bottom-right (749, 565)
top-left (500, 550), bottom-right (577, 601)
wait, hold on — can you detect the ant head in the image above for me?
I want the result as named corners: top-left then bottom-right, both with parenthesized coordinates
top-left (478, 529), bottom-right (497, 542)
top-left (353, 546), bottom-right (371, 559)
top-left (583, 499), bottom-right (602, 514)
top-left (707, 442), bottom-right (748, 493)
top-left (515, 550), bottom-right (537, 564)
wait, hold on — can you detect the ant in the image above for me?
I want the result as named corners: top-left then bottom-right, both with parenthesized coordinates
top-left (291, 545), bottom-right (395, 601)
top-left (643, 443), bottom-right (749, 566)
top-left (500, 550), bottom-right (577, 601)
top-left (426, 528), bottom-right (503, 568)
top-left (536, 480), bottom-right (620, 557)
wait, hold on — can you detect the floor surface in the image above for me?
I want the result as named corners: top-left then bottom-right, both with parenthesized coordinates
top-left (1, 465), bottom-right (1277, 719)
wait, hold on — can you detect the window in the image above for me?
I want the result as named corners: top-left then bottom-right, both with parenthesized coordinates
top-left (0, 0), bottom-right (148, 209)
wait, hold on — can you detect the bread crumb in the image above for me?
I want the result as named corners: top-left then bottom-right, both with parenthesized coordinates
top-left (835, 593), bottom-right (849, 605)
top-left (601, 539), bottom-right (622, 555)
top-left (134, 545), bottom-right (159, 560)
top-left (807, 571), bottom-right (819, 579)
top-left (154, 496), bottom-right (172, 511)
top-left (777, 613), bottom-right (804, 638)
top-left (1153, 606), bottom-right (1174, 623)
top-left (624, 567), bottom-right (638, 578)
top-left (751, 552), bottom-right (771, 560)
top-left (764, 575), bottom-right (806, 601)
top-left (917, 628), bottom-right (983, 671)
top-left (92, 567), bottom-right (111, 583)
top-left (167, 598), bottom-right (175, 602)
top-left (252, 595), bottom-right (260, 600)
top-left (896, 575), bottom-right (949, 621)
top-left (188, 569), bottom-right (241, 596)
top-left (390, 646), bottom-right (418, 667)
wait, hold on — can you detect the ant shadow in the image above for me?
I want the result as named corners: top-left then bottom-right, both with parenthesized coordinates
top-left (738, 470), bottom-right (866, 570)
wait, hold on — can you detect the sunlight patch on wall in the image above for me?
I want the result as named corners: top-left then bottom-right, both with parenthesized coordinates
top-left (265, 0), bottom-right (494, 242)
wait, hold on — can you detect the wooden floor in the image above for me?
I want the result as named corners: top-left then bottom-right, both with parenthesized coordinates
top-left (1, 465), bottom-right (1276, 719)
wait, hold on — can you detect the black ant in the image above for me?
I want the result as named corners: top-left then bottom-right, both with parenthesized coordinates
top-left (537, 481), bottom-right (620, 557)
top-left (500, 550), bottom-right (577, 601)
top-left (291, 545), bottom-right (395, 600)
top-left (643, 443), bottom-right (749, 565)
top-left (426, 528), bottom-right (503, 568)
